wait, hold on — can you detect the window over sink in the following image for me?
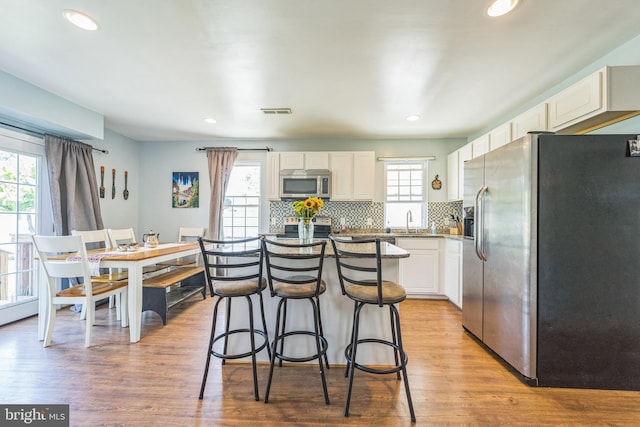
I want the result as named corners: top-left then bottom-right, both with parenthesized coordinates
top-left (384, 162), bottom-right (427, 228)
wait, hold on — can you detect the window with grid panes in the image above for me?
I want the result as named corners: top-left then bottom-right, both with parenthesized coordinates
top-left (384, 162), bottom-right (427, 228)
top-left (222, 164), bottom-right (260, 239)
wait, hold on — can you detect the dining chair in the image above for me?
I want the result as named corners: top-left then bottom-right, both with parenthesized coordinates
top-left (329, 235), bottom-right (416, 422)
top-left (71, 229), bottom-right (124, 316)
top-left (157, 226), bottom-right (206, 267)
top-left (32, 234), bottom-right (129, 347)
top-left (198, 236), bottom-right (271, 401)
top-left (261, 238), bottom-right (330, 405)
top-left (107, 227), bottom-right (137, 247)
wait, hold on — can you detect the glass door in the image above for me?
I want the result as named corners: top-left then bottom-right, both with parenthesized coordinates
top-left (0, 128), bottom-right (51, 325)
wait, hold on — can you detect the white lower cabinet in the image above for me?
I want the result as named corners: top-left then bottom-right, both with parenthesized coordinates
top-left (444, 239), bottom-right (462, 308)
top-left (397, 238), bottom-right (441, 297)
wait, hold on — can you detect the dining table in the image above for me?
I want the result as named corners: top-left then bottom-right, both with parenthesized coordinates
top-left (37, 242), bottom-right (204, 343)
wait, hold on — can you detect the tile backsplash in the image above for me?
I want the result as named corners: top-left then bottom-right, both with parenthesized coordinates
top-left (269, 200), bottom-right (463, 232)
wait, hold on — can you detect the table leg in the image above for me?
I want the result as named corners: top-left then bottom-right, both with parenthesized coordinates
top-left (128, 264), bottom-right (143, 342)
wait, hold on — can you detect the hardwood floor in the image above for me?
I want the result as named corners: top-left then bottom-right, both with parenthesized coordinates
top-left (1, 298), bottom-right (639, 426)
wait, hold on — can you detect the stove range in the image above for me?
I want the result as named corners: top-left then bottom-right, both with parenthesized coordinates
top-left (276, 216), bottom-right (332, 239)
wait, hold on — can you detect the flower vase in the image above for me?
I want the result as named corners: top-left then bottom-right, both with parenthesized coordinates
top-left (298, 218), bottom-right (314, 244)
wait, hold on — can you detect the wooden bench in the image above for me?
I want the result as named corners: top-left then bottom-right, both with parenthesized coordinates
top-left (142, 266), bottom-right (206, 325)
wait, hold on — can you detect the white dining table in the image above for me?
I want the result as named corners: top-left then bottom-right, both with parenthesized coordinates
top-left (37, 242), bottom-right (204, 343)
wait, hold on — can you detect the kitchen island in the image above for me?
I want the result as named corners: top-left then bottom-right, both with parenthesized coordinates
top-left (223, 238), bottom-right (409, 366)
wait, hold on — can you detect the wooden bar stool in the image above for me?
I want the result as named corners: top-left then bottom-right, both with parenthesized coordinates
top-left (261, 238), bottom-right (330, 405)
top-left (330, 236), bottom-right (416, 422)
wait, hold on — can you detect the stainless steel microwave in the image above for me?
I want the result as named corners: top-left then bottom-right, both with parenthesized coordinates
top-left (280, 169), bottom-right (331, 200)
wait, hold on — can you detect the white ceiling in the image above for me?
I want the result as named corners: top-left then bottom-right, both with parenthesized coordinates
top-left (1, 0), bottom-right (640, 142)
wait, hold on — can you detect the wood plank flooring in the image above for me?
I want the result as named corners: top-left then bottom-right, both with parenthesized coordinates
top-left (1, 298), bottom-right (639, 426)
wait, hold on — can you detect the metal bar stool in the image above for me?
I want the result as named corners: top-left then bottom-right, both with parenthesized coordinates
top-left (262, 238), bottom-right (330, 405)
top-left (198, 236), bottom-right (271, 401)
top-left (329, 236), bottom-right (416, 422)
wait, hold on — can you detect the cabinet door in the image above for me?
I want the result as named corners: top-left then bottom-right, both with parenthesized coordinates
top-left (548, 71), bottom-right (602, 131)
top-left (280, 152), bottom-right (304, 170)
top-left (444, 240), bottom-right (462, 308)
top-left (266, 152), bottom-right (280, 200)
top-left (305, 152), bottom-right (330, 169)
top-left (447, 151), bottom-right (459, 201)
top-left (489, 122), bottom-right (512, 151)
top-left (457, 143), bottom-right (472, 201)
top-left (512, 103), bottom-right (548, 140)
top-left (329, 152), bottom-right (353, 201)
top-left (352, 151), bottom-right (375, 200)
top-left (471, 134), bottom-right (489, 159)
top-left (397, 238), bottom-right (440, 296)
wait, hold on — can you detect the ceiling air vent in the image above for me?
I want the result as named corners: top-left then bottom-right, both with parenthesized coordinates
top-left (261, 107), bottom-right (292, 115)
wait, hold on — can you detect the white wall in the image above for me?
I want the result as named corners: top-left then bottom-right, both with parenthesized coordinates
top-left (85, 129), bottom-right (141, 238)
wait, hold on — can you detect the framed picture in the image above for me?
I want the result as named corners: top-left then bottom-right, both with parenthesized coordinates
top-left (172, 172), bottom-right (199, 208)
top-left (628, 138), bottom-right (640, 157)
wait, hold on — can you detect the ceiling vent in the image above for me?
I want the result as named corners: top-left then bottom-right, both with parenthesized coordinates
top-left (261, 107), bottom-right (292, 115)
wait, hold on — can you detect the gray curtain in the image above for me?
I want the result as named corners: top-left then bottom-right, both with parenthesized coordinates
top-left (44, 135), bottom-right (104, 236)
top-left (206, 147), bottom-right (238, 239)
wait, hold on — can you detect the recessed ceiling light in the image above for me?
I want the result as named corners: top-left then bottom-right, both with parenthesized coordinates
top-left (62, 9), bottom-right (99, 31)
top-left (203, 118), bottom-right (217, 124)
top-left (406, 115), bottom-right (420, 122)
top-left (487, 0), bottom-right (520, 17)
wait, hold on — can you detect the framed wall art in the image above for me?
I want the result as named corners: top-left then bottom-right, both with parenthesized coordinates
top-left (172, 172), bottom-right (199, 208)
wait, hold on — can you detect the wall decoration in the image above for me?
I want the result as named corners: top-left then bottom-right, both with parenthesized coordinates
top-left (628, 136), bottom-right (640, 157)
top-left (172, 172), bottom-right (199, 208)
top-left (111, 168), bottom-right (116, 199)
top-left (99, 165), bottom-right (105, 198)
top-left (431, 174), bottom-right (442, 190)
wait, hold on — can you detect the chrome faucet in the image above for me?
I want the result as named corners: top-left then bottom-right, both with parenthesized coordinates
top-left (406, 210), bottom-right (413, 232)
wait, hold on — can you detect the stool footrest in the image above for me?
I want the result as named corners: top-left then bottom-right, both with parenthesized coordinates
top-left (345, 338), bottom-right (408, 375)
top-left (272, 330), bottom-right (328, 364)
top-left (211, 328), bottom-right (269, 361)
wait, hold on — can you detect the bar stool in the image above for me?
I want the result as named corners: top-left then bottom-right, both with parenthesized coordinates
top-left (261, 238), bottom-right (330, 405)
top-left (198, 236), bottom-right (271, 401)
top-left (329, 236), bottom-right (416, 422)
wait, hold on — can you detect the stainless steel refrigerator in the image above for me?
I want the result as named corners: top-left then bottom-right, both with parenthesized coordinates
top-left (462, 133), bottom-right (640, 390)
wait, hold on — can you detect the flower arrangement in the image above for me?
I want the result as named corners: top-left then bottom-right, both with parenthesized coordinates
top-left (292, 197), bottom-right (324, 223)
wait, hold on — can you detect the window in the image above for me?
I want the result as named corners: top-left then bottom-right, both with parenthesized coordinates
top-left (0, 128), bottom-right (52, 325)
top-left (384, 162), bottom-right (427, 228)
top-left (222, 164), bottom-right (261, 239)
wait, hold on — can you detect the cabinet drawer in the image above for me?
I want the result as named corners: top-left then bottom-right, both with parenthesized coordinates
top-left (396, 238), bottom-right (440, 250)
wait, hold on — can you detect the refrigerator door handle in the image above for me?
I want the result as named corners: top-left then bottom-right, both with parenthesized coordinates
top-left (475, 186), bottom-right (488, 261)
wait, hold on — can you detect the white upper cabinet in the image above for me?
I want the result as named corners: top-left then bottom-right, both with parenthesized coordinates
top-left (549, 65), bottom-right (640, 134)
top-left (329, 152), bottom-right (353, 201)
top-left (279, 152), bottom-right (330, 170)
top-left (266, 152), bottom-right (281, 200)
top-left (489, 122), bottom-right (512, 151)
top-left (471, 134), bottom-right (489, 159)
top-left (329, 151), bottom-right (375, 201)
top-left (304, 152), bottom-right (330, 169)
top-left (352, 151), bottom-right (375, 200)
top-left (447, 151), bottom-right (459, 201)
top-left (457, 143), bottom-right (472, 201)
top-left (512, 103), bottom-right (548, 140)
top-left (548, 71), bottom-right (602, 131)
top-left (279, 152), bottom-right (304, 170)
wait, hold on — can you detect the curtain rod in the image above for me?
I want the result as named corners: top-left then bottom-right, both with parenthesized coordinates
top-left (0, 121), bottom-right (109, 154)
top-left (196, 146), bottom-right (272, 152)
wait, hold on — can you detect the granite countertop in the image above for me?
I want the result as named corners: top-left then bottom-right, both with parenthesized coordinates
top-left (263, 238), bottom-right (409, 259)
top-left (334, 230), bottom-right (464, 241)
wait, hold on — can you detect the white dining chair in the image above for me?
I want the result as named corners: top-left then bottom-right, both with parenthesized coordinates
top-left (32, 234), bottom-right (128, 347)
top-left (107, 227), bottom-right (137, 247)
top-left (157, 226), bottom-right (206, 267)
top-left (71, 229), bottom-right (123, 314)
